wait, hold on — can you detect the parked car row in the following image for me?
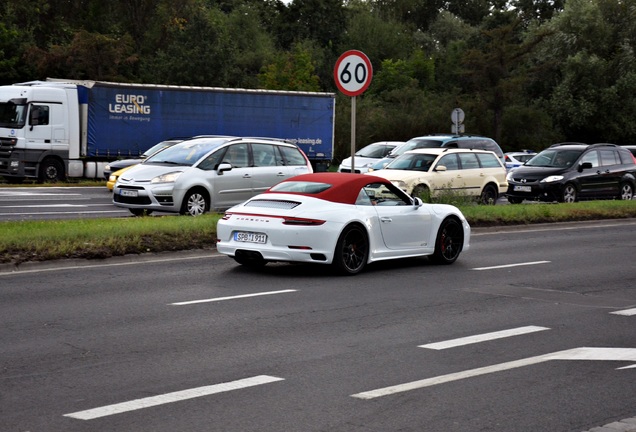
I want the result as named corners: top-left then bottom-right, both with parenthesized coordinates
top-left (107, 133), bottom-right (636, 219)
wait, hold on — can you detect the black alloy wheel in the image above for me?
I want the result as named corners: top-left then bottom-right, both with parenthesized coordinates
top-left (333, 224), bottom-right (369, 275)
top-left (430, 217), bottom-right (463, 265)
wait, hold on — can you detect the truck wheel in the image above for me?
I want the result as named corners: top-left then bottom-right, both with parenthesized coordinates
top-left (39, 158), bottom-right (64, 183)
top-left (180, 189), bottom-right (209, 216)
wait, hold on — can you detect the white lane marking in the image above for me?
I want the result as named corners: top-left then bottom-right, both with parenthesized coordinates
top-left (64, 375), bottom-right (284, 420)
top-left (473, 261), bottom-right (550, 271)
top-left (611, 308), bottom-right (636, 316)
top-left (0, 253), bottom-right (219, 276)
top-left (2, 204), bottom-right (107, 208)
top-left (419, 326), bottom-right (550, 350)
top-left (0, 191), bottom-right (82, 196)
top-left (351, 347), bottom-right (636, 400)
top-left (471, 220), bottom-right (636, 236)
top-left (0, 211), bottom-right (125, 216)
top-left (170, 289), bottom-right (297, 305)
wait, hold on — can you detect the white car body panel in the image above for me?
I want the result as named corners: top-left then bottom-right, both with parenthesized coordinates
top-left (216, 193), bottom-right (470, 266)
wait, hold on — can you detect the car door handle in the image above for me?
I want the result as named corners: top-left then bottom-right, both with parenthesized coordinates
top-left (243, 174), bottom-right (251, 178)
top-left (380, 217), bottom-right (392, 223)
top-left (277, 172), bottom-right (286, 176)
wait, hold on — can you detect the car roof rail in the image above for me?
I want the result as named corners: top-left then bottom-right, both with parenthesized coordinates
top-left (588, 143), bottom-right (618, 149)
top-left (548, 142), bottom-right (587, 148)
top-left (239, 136), bottom-right (295, 144)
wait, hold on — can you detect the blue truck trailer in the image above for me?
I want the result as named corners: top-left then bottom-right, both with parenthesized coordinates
top-left (0, 79), bottom-right (335, 182)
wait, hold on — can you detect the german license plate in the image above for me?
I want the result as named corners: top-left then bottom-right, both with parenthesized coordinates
top-left (120, 189), bottom-right (138, 197)
top-left (234, 231), bottom-right (267, 244)
top-left (514, 185), bottom-right (531, 192)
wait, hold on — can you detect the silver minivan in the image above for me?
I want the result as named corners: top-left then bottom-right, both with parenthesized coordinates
top-left (112, 136), bottom-right (313, 216)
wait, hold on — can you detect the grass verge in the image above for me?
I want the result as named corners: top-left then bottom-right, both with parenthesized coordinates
top-left (1, 200), bottom-right (635, 265)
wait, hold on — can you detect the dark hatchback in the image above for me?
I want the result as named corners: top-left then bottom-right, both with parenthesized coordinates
top-left (506, 143), bottom-right (636, 203)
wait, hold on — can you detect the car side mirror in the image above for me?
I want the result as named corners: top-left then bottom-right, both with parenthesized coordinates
top-left (435, 165), bottom-right (447, 172)
top-left (579, 162), bottom-right (593, 172)
top-left (217, 162), bottom-right (232, 174)
top-left (413, 197), bottom-right (423, 207)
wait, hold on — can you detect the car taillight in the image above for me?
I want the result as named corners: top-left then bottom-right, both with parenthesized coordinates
top-left (222, 212), bottom-right (233, 220)
top-left (282, 217), bottom-right (325, 226)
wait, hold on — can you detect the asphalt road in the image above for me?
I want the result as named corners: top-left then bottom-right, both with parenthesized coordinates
top-left (0, 186), bottom-right (514, 221)
top-left (1, 221), bottom-right (635, 431)
top-left (0, 186), bottom-right (129, 221)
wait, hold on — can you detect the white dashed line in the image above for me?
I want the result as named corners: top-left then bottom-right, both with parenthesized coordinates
top-left (170, 289), bottom-right (297, 305)
top-left (64, 375), bottom-right (285, 420)
top-left (419, 326), bottom-right (550, 350)
top-left (610, 308), bottom-right (636, 316)
top-left (472, 261), bottom-right (550, 271)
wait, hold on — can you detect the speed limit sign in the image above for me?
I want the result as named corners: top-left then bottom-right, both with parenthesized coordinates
top-left (334, 50), bottom-right (373, 97)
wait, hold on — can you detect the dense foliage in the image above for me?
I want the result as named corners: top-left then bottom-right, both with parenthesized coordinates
top-left (2, 0), bottom-right (635, 162)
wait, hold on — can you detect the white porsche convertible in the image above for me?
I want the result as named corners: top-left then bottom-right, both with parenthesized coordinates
top-left (216, 173), bottom-right (471, 275)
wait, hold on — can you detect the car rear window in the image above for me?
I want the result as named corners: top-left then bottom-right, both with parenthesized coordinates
top-left (270, 181), bottom-right (331, 194)
top-left (279, 145), bottom-right (307, 166)
top-left (476, 152), bottom-right (502, 168)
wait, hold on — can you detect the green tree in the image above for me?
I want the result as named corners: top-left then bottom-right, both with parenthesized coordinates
top-left (462, 12), bottom-right (551, 144)
top-left (0, 23), bottom-right (23, 84)
top-left (259, 42), bottom-right (321, 91)
top-left (533, 0), bottom-right (636, 143)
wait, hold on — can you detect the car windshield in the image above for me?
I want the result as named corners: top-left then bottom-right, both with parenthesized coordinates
top-left (388, 139), bottom-right (445, 157)
top-left (0, 100), bottom-right (27, 128)
top-left (270, 181), bottom-right (332, 194)
top-left (141, 140), bottom-right (181, 158)
top-left (385, 153), bottom-right (437, 171)
top-left (356, 143), bottom-right (394, 158)
top-left (145, 139), bottom-right (227, 166)
top-left (526, 149), bottom-right (583, 168)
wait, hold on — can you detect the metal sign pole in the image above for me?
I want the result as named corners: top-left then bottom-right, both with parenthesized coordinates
top-left (351, 96), bottom-right (356, 173)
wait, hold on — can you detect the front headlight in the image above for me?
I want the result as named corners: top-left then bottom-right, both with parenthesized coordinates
top-left (151, 171), bottom-right (182, 184)
top-left (506, 171), bottom-right (514, 181)
top-left (105, 164), bottom-right (111, 171)
top-left (540, 175), bottom-right (564, 183)
top-left (108, 174), bottom-right (118, 182)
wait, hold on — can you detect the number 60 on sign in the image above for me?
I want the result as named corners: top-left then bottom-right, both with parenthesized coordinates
top-left (334, 50), bottom-right (373, 97)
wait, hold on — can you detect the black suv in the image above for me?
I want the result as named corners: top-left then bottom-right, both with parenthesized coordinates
top-left (506, 143), bottom-right (636, 203)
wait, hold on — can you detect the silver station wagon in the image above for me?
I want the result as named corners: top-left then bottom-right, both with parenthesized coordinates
top-left (112, 136), bottom-right (313, 216)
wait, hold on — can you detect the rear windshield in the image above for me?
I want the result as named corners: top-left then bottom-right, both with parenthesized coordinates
top-left (270, 181), bottom-right (331, 194)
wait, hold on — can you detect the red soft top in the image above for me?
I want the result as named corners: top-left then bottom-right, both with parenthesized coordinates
top-left (264, 172), bottom-right (391, 205)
